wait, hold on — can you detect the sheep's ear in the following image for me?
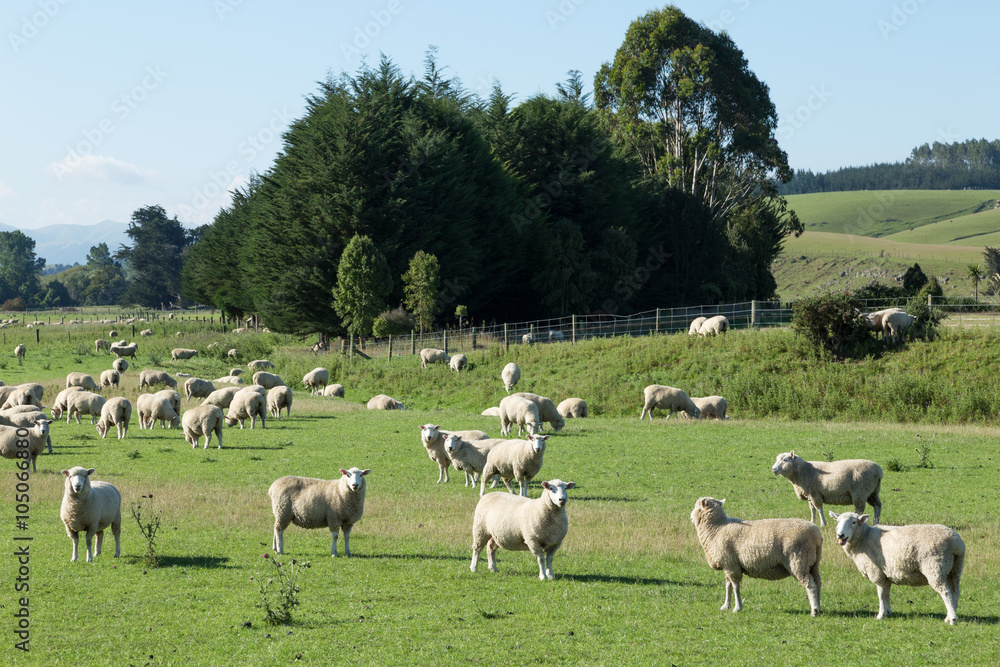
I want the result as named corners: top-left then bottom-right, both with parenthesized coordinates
top-left (61, 469), bottom-right (70, 477)
top-left (829, 511), bottom-right (839, 520)
top-left (541, 435), bottom-right (549, 441)
top-left (719, 498), bottom-right (725, 505)
top-left (790, 450), bottom-right (795, 458)
top-left (542, 481), bottom-right (551, 490)
top-left (361, 469), bottom-right (371, 476)
top-left (86, 468), bottom-right (95, 476)
top-left (339, 468), bottom-right (348, 476)
top-left (565, 482), bottom-right (576, 489)
top-left (859, 514), bottom-right (870, 525)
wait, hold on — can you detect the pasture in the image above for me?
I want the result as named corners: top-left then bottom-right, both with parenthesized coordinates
top-left (1, 321), bottom-right (999, 665)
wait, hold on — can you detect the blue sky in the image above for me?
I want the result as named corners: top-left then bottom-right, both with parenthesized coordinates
top-left (1, 0), bottom-right (996, 229)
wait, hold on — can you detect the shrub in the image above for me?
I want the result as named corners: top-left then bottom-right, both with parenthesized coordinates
top-left (902, 263), bottom-right (928, 295)
top-left (372, 306), bottom-right (415, 338)
top-left (905, 296), bottom-right (944, 342)
top-left (1, 297), bottom-right (26, 311)
top-left (853, 280), bottom-right (908, 303)
top-left (792, 292), bottom-right (874, 359)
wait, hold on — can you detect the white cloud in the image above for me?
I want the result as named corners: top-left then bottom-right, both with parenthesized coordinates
top-left (45, 154), bottom-right (156, 185)
top-left (0, 182), bottom-right (13, 200)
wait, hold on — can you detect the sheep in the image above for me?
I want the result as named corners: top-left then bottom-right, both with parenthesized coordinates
top-left (154, 389), bottom-right (182, 418)
top-left (322, 384), bottom-right (345, 398)
top-left (639, 384), bottom-right (701, 421)
top-left (366, 394), bottom-right (405, 410)
top-left (830, 511), bottom-right (965, 624)
top-left (225, 391), bottom-right (266, 429)
top-left (0, 385), bottom-right (42, 410)
top-left (66, 391), bottom-right (107, 425)
top-left (60, 467), bottom-right (122, 563)
top-left (884, 310), bottom-right (916, 345)
top-left (19, 383), bottom-right (44, 404)
top-left (420, 348), bottom-right (450, 369)
top-left (95, 397), bottom-right (132, 440)
top-left (864, 307), bottom-right (904, 339)
top-left (548, 330), bottom-right (565, 343)
top-left (690, 497), bottom-right (822, 616)
top-left (139, 329), bottom-right (154, 336)
top-left (521, 333), bottom-right (533, 345)
top-left (471, 478), bottom-right (575, 580)
top-left (501, 362), bottom-right (521, 394)
top-left (556, 398), bottom-right (588, 419)
top-left (201, 386), bottom-right (242, 410)
top-left (480, 434), bottom-right (548, 497)
top-left (99, 369), bottom-right (120, 390)
top-left (95, 338), bottom-right (111, 354)
top-left (227, 348), bottom-right (238, 359)
top-left (66, 372), bottom-right (100, 392)
top-left (112, 358), bottom-right (128, 374)
top-left (302, 367), bottom-right (329, 394)
top-left (513, 392), bottom-right (566, 432)
top-left (252, 371), bottom-right (286, 390)
top-left (184, 378), bottom-right (216, 402)
top-left (698, 315), bottom-right (729, 336)
top-left (110, 342), bottom-right (138, 358)
top-left (480, 407), bottom-right (501, 417)
top-left (237, 384), bottom-right (268, 400)
top-left (108, 329), bottom-right (118, 338)
top-left (268, 467), bottom-right (370, 557)
top-left (247, 359), bottom-right (274, 372)
top-left (267, 385), bottom-right (293, 418)
top-left (688, 316), bottom-right (707, 335)
top-left (449, 353), bottom-right (468, 372)
top-left (0, 385), bottom-right (20, 407)
top-left (443, 434), bottom-right (505, 487)
top-left (772, 451), bottom-right (883, 527)
top-left (171, 348), bottom-right (199, 361)
top-left (139, 369), bottom-right (177, 390)
top-left (212, 375), bottom-right (245, 386)
top-left (499, 395), bottom-right (540, 437)
top-left (0, 407), bottom-right (48, 430)
top-left (51, 386), bottom-right (85, 419)
top-left (229, 368), bottom-right (244, 377)
top-left (683, 396), bottom-right (729, 420)
top-left (419, 424), bottom-right (489, 484)
top-left (135, 394), bottom-right (180, 430)
top-left (182, 404), bottom-right (225, 449)
top-left (0, 419), bottom-right (53, 472)
top-left (14, 343), bottom-right (25, 364)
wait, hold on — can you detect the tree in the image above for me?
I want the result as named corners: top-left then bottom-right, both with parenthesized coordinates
top-left (966, 263), bottom-right (983, 302)
top-left (83, 243), bottom-right (126, 305)
top-left (0, 230), bottom-right (45, 306)
top-left (116, 205), bottom-right (189, 308)
top-left (41, 279), bottom-right (73, 308)
top-left (902, 263), bottom-right (928, 295)
top-left (333, 235), bottom-right (393, 337)
top-left (402, 251), bottom-right (441, 332)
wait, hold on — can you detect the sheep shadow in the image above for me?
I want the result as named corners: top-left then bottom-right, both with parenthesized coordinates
top-left (818, 609), bottom-right (999, 624)
top-left (558, 573), bottom-right (703, 587)
top-left (574, 495), bottom-right (641, 503)
top-left (342, 553), bottom-right (468, 562)
top-left (127, 555), bottom-right (232, 569)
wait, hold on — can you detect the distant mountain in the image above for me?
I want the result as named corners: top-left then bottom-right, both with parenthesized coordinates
top-left (1, 220), bottom-right (130, 267)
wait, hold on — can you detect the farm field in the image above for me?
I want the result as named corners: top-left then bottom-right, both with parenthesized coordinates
top-left (1, 322), bottom-right (999, 665)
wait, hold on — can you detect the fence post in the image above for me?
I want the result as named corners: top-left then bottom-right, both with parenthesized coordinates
top-left (571, 315), bottom-right (576, 343)
top-left (471, 326), bottom-right (477, 350)
top-left (443, 329), bottom-right (448, 354)
top-left (410, 330), bottom-right (415, 355)
top-left (751, 300), bottom-right (757, 329)
top-left (504, 323), bottom-right (508, 349)
top-left (349, 333), bottom-right (354, 359)
top-left (654, 308), bottom-right (660, 334)
top-left (35, 328), bottom-right (40, 344)
top-left (388, 335), bottom-right (392, 361)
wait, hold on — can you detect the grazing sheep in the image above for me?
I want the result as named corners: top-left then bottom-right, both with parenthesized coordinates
top-left (95, 338), bottom-right (111, 354)
top-left (227, 349), bottom-right (238, 359)
top-left (66, 372), bottom-right (100, 392)
top-left (480, 407), bottom-right (501, 417)
top-left (864, 307), bottom-right (904, 339)
top-left (171, 348), bottom-right (199, 361)
top-left (688, 316), bottom-right (707, 335)
top-left (108, 329), bottom-right (117, 338)
top-left (0, 419), bottom-right (53, 472)
top-left (884, 310), bottom-right (916, 345)
top-left (212, 375), bottom-right (245, 386)
top-left (267, 385), bottom-right (293, 418)
top-left (95, 397), bottom-right (132, 440)
top-left (683, 396), bottom-right (729, 420)
top-left (139, 329), bottom-right (154, 336)
top-left (51, 386), bottom-right (85, 420)
top-left (139, 369), bottom-right (177, 390)
top-left (548, 330), bottom-right (565, 343)
top-left (501, 362), bottom-right (521, 394)
top-left (0, 385), bottom-right (42, 410)
top-left (691, 497), bottom-right (822, 616)
top-left (698, 315), bottom-right (729, 336)
top-left (252, 371), bottom-right (286, 390)
top-left (225, 391), bottom-right (266, 429)
top-left (480, 434), bottom-right (548, 497)
top-left (99, 369), bottom-right (120, 390)
top-left (182, 404), bottom-right (226, 449)
top-left (66, 391), bottom-right (107, 425)
top-left (322, 384), bottom-right (345, 398)
top-left (449, 353), bottom-right (468, 372)
top-left (237, 384), bottom-right (268, 400)
top-left (471, 478), bottom-right (575, 580)
top-left (419, 424), bottom-right (489, 484)
top-left (772, 451), bottom-right (883, 526)
top-left (201, 386), bottom-right (242, 410)
top-left (184, 378), bottom-right (216, 402)
top-left (366, 394), bottom-right (405, 410)
top-left (444, 434), bottom-right (505, 487)
top-left (420, 348), bottom-right (450, 369)
top-left (112, 358), bottom-right (128, 374)
top-left (247, 359), bottom-right (275, 372)
top-left (60, 467), bottom-right (122, 563)
top-left (229, 368), bottom-right (244, 377)
top-left (19, 383), bottom-right (43, 404)
top-left (521, 333), bottom-right (533, 345)
top-left (513, 392), bottom-right (566, 432)
top-left (639, 384), bottom-right (701, 421)
top-left (268, 467), bottom-right (370, 557)
top-left (830, 511), bottom-right (965, 624)
top-left (499, 395), bottom-right (540, 437)
top-left (556, 398), bottom-right (588, 419)
top-left (14, 343), bottom-right (26, 364)
top-left (0, 408), bottom-right (48, 430)
top-left (109, 342), bottom-right (138, 358)
top-left (302, 367), bottom-right (329, 395)
top-left (135, 394), bottom-right (180, 430)
top-left (154, 389), bottom-right (182, 418)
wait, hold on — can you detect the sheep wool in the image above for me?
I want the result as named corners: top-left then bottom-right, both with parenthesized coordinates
top-left (444, 435), bottom-right (505, 487)
top-left (640, 385), bottom-right (700, 421)
top-left (480, 434), bottom-right (548, 497)
top-left (419, 348), bottom-right (450, 369)
top-left (498, 395), bottom-right (540, 437)
top-left (60, 467), bottom-right (122, 562)
top-left (0, 419), bottom-right (53, 472)
top-left (556, 398), bottom-right (588, 419)
top-left (512, 392), bottom-right (565, 432)
top-left (501, 362), bottom-right (521, 394)
top-left (95, 397), bottom-right (132, 440)
top-left (267, 385), bottom-right (293, 418)
top-left (419, 424), bottom-right (490, 484)
top-left (302, 367), bottom-right (330, 394)
top-left (183, 404), bottom-right (226, 449)
top-left (772, 451), bottom-right (883, 526)
top-left (268, 467), bottom-right (370, 557)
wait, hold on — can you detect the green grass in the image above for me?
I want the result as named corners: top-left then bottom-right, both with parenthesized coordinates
top-left (886, 205), bottom-right (1000, 246)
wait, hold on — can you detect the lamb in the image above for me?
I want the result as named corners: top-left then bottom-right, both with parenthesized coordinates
top-left (480, 407), bottom-right (501, 417)
top-left (112, 358), bottom-right (128, 374)
top-left (225, 391), bottom-right (266, 429)
top-left (66, 391), bottom-right (107, 425)
top-left (60, 467), bottom-right (122, 563)
top-left (212, 375), bottom-right (245, 386)
top-left (135, 393), bottom-right (179, 430)
top-left (471, 478), bottom-right (575, 580)
top-left (420, 348), bottom-right (450, 369)
top-left (444, 434), bottom-right (505, 487)
top-left (449, 353), bottom-right (468, 372)
top-left (51, 386), bottom-right (85, 420)
top-left (66, 372), bottom-right (100, 392)
top-left (171, 348), bottom-right (199, 360)
top-left (268, 467), bottom-right (370, 557)
top-left (252, 371), bottom-right (286, 390)
top-left (302, 367), bottom-right (329, 394)
top-left (479, 434), bottom-right (548, 497)
top-left (639, 384), bottom-right (701, 421)
top-left (772, 451), bottom-right (883, 526)
top-left (14, 343), bottom-right (25, 363)
top-left (95, 397), bottom-right (132, 440)
top-left (366, 394), bottom-right (405, 410)
top-left (267, 385), bottom-right (293, 418)
top-left (0, 419), bottom-right (53, 472)
top-left (322, 384), bottom-right (345, 398)
top-left (95, 338), bottom-right (111, 354)
top-left (501, 362), bottom-right (521, 394)
top-left (884, 310), bottom-right (916, 345)
top-left (110, 342), bottom-right (138, 358)
top-left (139, 369), bottom-right (177, 390)
top-left (698, 315), bottom-right (729, 337)
top-left (688, 316), bottom-right (707, 335)
top-left (690, 497), bottom-right (822, 616)
top-left (184, 378), bottom-right (216, 402)
top-left (99, 369), bottom-right (120, 390)
top-left (201, 386), bottom-right (242, 410)
top-left (419, 424), bottom-right (489, 484)
top-left (556, 398), bottom-right (588, 419)
top-left (830, 511), bottom-right (965, 624)
top-left (499, 395), bottom-right (540, 437)
top-left (683, 396), bottom-right (729, 420)
top-left (513, 392), bottom-right (566, 432)
top-left (182, 404), bottom-right (225, 449)
top-left (247, 359), bottom-right (275, 372)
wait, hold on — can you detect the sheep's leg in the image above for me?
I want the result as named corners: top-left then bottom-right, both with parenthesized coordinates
top-left (94, 529), bottom-right (104, 558)
top-left (544, 550), bottom-right (557, 580)
top-left (203, 433), bottom-right (211, 449)
top-left (875, 583), bottom-right (892, 619)
top-left (111, 521), bottom-right (121, 558)
top-left (928, 574), bottom-right (959, 624)
top-left (330, 529), bottom-right (339, 557)
top-left (813, 502), bottom-right (826, 527)
top-left (794, 561), bottom-right (822, 617)
top-left (486, 538), bottom-right (499, 572)
top-left (436, 463), bottom-right (446, 484)
top-left (84, 532), bottom-right (95, 562)
top-left (868, 492), bottom-right (882, 526)
top-left (272, 526), bottom-right (283, 553)
top-left (342, 526), bottom-right (352, 557)
top-left (529, 545), bottom-right (547, 581)
top-left (723, 572), bottom-right (743, 612)
top-left (69, 531), bottom-right (80, 562)
top-left (502, 478), bottom-right (515, 494)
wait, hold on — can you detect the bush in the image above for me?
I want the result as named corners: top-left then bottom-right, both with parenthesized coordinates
top-left (1, 297), bottom-right (26, 312)
top-left (792, 292), bottom-right (875, 359)
top-left (372, 306), bottom-right (415, 338)
top-left (905, 296), bottom-right (945, 341)
top-left (853, 280), bottom-right (908, 303)
top-left (902, 263), bottom-right (928, 295)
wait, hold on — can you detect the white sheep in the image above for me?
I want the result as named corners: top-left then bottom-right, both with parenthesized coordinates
top-left (171, 348), bottom-right (198, 361)
top-left (237, 384), bottom-right (268, 400)
top-left (884, 310), bottom-right (916, 345)
top-left (683, 396), bottom-right (729, 420)
top-left (252, 371), bottom-right (286, 390)
top-left (521, 333), bottom-right (533, 345)
top-left (548, 330), bottom-right (565, 342)
top-left (268, 467), bottom-right (370, 556)
top-left (212, 375), bottom-right (245, 386)
top-left (556, 398), bottom-right (588, 419)
top-left (267, 385), bottom-right (293, 418)
top-left (480, 407), bottom-right (501, 417)
top-left (449, 353), bottom-right (468, 372)
top-left (0, 407), bottom-right (48, 430)
top-left (202, 386), bottom-right (242, 410)
top-left (66, 391), bottom-right (107, 425)
top-left (698, 315), bottom-right (729, 336)
top-left (830, 511), bottom-right (965, 624)
top-left (864, 307), bottom-right (904, 339)
top-left (420, 348), bottom-right (450, 369)
top-left (51, 386), bottom-right (85, 420)
top-left (501, 362), bottom-right (521, 394)
top-left (14, 343), bottom-right (25, 364)
top-left (366, 394), bottom-right (405, 410)
top-left (95, 397), bottom-right (132, 440)
top-left (691, 497), bottom-right (822, 616)
top-left (772, 451), bottom-right (883, 526)
top-left (139, 329), bottom-right (153, 336)
top-left (479, 434), bottom-right (548, 497)
top-left (139, 369), bottom-right (177, 390)
top-left (0, 385), bottom-right (42, 410)
top-left (323, 384), bottom-right (345, 398)
top-left (639, 384), bottom-right (701, 421)
top-left (95, 338), bottom-right (111, 354)
top-left (443, 434), bottom-right (505, 487)
top-left (66, 372), bottom-right (100, 392)
top-left (688, 316), bottom-right (707, 335)
top-left (99, 369), bottom-right (120, 390)
top-left (419, 424), bottom-right (489, 484)
top-left (225, 391), bottom-right (266, 429)
top-left (19, 383), bottom-right (43, 404)
top-left (112, 358), bottom-right (128, 374)
top-left (302, 367), bottom-right (329, 394)
top-left (499, 395), bottom-right (540, 437)
top-left (60, 466), bottom-right (121, 562)
top-left (155, 389), bottom-right (182, 418)
top-left (227, 348), bottom-right (239, 359)
top-left (512, 392), bottom-right (566, 432)
top-left (471, 478), bottom-right (575, 580)
top-left (182, 404), bottom-right (226, 449)
top-left (0, 419), bottom-right (53, 472)
top-left (184, 378), bottom-right (216, 402)
top-left (135, 393), bottom-right (180, 430)
top-left (247, 359), bottom-right (275, 372)
top-left (229, 368), bottom-right (244, 377)
top-left (110, 342), bottom-right (138, 358)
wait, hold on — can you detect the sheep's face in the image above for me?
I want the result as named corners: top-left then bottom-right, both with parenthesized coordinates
top-left (62, 467), bottom-right (95, 496)
top-left (771, 451), bottom-right (796, 476)
top-left (542, 480), bottom-right (575, 507)
top-left (32, 419), bottom-right (53, 437)
top-left (340, 467), bottom-right (370, 492)
top-left (690, 497), bottom-right (726, 524)
top-left (443, 434), bottom-right (461, 456)
top-left (831, 511), bottom-right (870, 547)
top-left (528, 434), bottom-right (548, 453)
top-left (420, 424), bottom-right (439, 442)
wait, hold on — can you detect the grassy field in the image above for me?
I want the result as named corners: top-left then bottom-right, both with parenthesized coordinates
top-left (1, 322), bottom-right (999, 665)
